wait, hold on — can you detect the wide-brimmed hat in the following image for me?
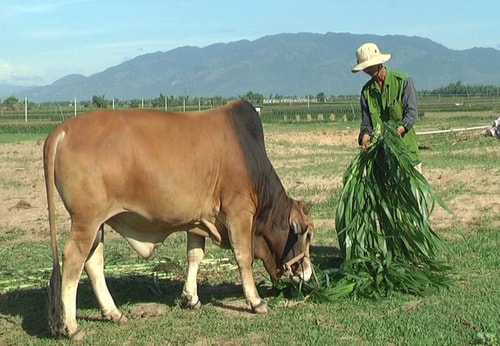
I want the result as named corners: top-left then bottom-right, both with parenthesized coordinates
top-left (351, 43), bottom-right (391, 73)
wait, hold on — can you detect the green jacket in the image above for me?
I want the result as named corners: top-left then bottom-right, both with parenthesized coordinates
top-left (359, 68), bottom-right (420, 163)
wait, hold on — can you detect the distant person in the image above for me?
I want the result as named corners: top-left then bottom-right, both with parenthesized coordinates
top-left (352, 42), bottom-right (421, 170)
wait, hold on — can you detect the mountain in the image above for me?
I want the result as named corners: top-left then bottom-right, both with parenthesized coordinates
top-left (4, 32), bottom-right (500, 102)
top-left (0, 84), bottom-right (33, 98)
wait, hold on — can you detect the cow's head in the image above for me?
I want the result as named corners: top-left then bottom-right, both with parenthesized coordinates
top-left (254, 199), bottom-right (314, 282)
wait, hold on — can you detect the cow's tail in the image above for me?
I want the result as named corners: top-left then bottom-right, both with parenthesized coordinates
top-left (43, 129), bottom-right (66, 337)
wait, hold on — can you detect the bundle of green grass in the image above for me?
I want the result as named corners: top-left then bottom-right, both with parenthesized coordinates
top-left (272, 123), bottom-right (451, 302)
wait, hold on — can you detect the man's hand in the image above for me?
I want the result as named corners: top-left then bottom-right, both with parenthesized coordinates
top-left (397, 126), bottom-right (406, 136)
top-left (361, 133), bottom-right (371, 149)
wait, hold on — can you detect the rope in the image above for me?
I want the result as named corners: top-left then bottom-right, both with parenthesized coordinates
top-left (416, 126), bottom-right (486, 135)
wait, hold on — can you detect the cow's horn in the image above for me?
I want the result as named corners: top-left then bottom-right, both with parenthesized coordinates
top-left (291, 219), bottom-right (301, 234)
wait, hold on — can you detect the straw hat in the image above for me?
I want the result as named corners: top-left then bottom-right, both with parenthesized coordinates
top-left (351, 43), bottom-right (391, 73)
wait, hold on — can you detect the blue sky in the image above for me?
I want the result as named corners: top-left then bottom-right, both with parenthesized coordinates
top-left (1, 0), bottom-right (499, 86)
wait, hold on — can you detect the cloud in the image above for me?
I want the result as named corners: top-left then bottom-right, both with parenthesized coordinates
top-left (27, 27), bottom-right (104, 40)
top-left (0, 60), bottom-right (47, 86)
top-left (0, 0), bottom-right (96, 17)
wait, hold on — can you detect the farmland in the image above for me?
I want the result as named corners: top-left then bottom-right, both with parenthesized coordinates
top-left (0, 101), bottom-right (499, 345)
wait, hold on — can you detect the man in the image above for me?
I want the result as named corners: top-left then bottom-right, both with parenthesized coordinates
top-left (352, 42), bottom-right (421, 168)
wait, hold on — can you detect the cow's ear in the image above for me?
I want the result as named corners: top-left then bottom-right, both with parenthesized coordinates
top-left (296, 200), bottom-right (312, 216)
top-left (302, 201), bottom-right (312, 216)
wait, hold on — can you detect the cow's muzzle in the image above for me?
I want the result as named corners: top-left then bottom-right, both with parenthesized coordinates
top-left (282, 252), bottom-right (312, 283)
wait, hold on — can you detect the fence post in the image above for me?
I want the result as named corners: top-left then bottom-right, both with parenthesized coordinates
top-left (24, 95), bottom-right (28, 122)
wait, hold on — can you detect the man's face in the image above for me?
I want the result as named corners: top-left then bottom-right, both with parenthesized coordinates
top-left (363, 64), bottom-right (380, 77)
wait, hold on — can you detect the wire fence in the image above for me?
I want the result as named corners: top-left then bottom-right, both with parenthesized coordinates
top-left (1, 94), bottom-right (499, 125)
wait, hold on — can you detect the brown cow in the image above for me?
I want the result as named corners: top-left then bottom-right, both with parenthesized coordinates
top-left (44, 100), bottom-right (314, 339)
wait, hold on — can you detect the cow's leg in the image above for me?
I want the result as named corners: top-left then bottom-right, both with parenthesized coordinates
top-left (60, 221), bottom-right (99, 340)
top-left (181, 232), bottom-right (205, 309)
top-left (229, 215), bottom-right (268, 314)
top-left (84, 228), bottom-right (126, 324)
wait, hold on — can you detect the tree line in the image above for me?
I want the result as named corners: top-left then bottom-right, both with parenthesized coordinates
top-left (420, 81), bottom-right (500, 96)
top-left (2, 82), bottom-right (500, 110)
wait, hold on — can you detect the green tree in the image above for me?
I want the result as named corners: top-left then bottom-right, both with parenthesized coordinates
top-left (241, 91), bottom-right (264, 104)
top-left (424, 81), bottom-right (500, 96)
top-left (92, 95), bottom-right (107, 108)
top-left (2, 96), bottom-right (20, 109)
top-left (129, 99), bottom-right (142, 108)
top-left (151, 93), bottom-right (166, 108)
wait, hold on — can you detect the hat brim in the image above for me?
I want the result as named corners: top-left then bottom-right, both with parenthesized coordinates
top-left (351, 53), bottom-right (391, 73)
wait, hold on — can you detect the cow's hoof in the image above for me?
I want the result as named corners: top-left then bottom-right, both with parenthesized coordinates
top-left (250, 300), bottom-right (268, 314)
top-left (180, 295), bottom-right (202, 309)
top-left (69, 328), bottom-right (85, 341)
top-left (115, 313), bottom-right (128, 324)
top-left (102, 310), bottom-right (127, 324)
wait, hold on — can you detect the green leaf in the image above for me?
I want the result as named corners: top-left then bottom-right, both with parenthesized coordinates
top-left (334, 122), bottom-right (453, 297)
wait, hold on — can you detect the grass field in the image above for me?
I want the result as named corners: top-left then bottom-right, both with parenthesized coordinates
top-left (0, 110), bottom-right (499, 345)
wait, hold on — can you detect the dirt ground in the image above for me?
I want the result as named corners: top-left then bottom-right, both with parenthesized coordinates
top-left (1, 130), bottom-right (499, 245)
top-left (266, 128), bottom-right (500, 232)
top-left (1, 129), bottom-right (499, 344)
